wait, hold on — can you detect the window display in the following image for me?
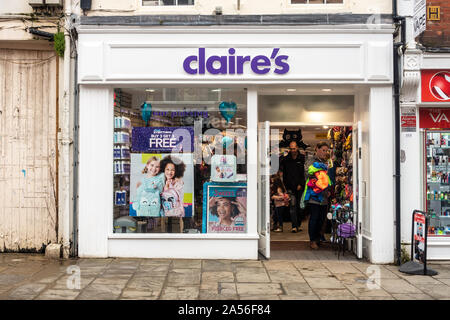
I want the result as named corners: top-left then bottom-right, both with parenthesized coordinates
top-left (425, 131), bottom-right (450, 236)
top-left (113, 88), bottom-right (247, 234)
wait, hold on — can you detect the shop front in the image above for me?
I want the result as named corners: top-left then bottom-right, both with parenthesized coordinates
top-left (418, 66), bottom-right (450, 259)
top-left (77, 25), bottom-right (395, 263)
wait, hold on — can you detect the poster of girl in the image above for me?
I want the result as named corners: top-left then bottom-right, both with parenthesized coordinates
top-left (205, 185), bottom-right (247, 233)
top-left (132, 156), bottom-right (165, 217)
top-left (160, 155), bottom-right (186, 217)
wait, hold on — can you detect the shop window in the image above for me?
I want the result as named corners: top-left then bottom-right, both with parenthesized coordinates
top-left (291, 0), bottom-right (343, 4)
top-left (113, 88), bottom-right (248, 234)
top-left (142, 0), bottom-right (194, 6)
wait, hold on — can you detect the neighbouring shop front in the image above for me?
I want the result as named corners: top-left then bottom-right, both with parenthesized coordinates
top-left (76, 24), bottom-right (396, 263)
top-left (418, 64), bottom-right (450, 260)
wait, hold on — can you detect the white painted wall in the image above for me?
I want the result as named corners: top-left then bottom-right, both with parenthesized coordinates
top-left (84, 0), bottom-right (392, 15)
top-left (0, 0), bottom-right (33, 14)
top-left (369, 86), bottom-right (395, 263)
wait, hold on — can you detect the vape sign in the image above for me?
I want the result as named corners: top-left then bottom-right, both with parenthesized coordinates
top-left (419, 108), bottom-right (450, 129)
top-left (422, 70), bottom-right (450, 102)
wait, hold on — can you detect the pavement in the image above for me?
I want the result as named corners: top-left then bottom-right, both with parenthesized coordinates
top-left (0, 253), bottom-right (449, 300)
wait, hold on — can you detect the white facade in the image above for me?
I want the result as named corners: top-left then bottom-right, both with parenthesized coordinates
top-left (83, 0), bottom-right (392, 15)
top-left (77, 25), bottom-right (396, 263)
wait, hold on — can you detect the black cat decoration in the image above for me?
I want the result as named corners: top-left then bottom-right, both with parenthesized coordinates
top-left (279, 128), bottom-right (308, 149)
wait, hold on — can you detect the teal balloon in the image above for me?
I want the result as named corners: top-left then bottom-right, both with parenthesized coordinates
top-left (222, 136), bottom-right (233, 148)
top-left (141, 102), bottom-right (152, 126)
top-left (219, 101), bottom-right (237, 123)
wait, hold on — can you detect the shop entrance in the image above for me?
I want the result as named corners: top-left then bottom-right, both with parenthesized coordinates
top-left (257, 91), bottom-right (363, 260)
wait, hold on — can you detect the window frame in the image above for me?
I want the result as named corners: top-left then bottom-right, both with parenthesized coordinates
top-left (142, 0), bottom-right (195, 6)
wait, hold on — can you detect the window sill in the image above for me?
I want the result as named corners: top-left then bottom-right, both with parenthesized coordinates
top-left (108, 233), bottom-right (260, 240)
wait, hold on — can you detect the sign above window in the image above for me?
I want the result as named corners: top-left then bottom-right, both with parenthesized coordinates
top-left (422, 70), bottom-right (450, 102)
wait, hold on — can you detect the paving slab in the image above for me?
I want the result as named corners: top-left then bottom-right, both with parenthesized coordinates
top-left (0, 274), bottom-right (26, 286)
top-left (77, 284), bottom-right (123, 300)
top-left (236, 283), bottom-right (283, 296)
top-left (380, 279), bottom-right (424, 294)
top-left (400, 274), bottom-right (443, 285)
top-left (51, 276), bottom-right (95, 290)
top-left (202, 260), bottom-right (233, 272)
top-left (36, 289), bottom-right (80, 300)
top-left (172, 260), bottom-right (202, 269)
top-left (267, 270), bottom-right (305, 283)
top-left (126, 276), bottom-right (166, 291)
top-left (280, 295), bottom-right (319, 300)
top-left (281, 282), bottom-right (315, 296)
top-left (232, 261), bottom-right (264, 268)
top-left (239, 295), bottom-right (281, 300)
top-left (353, 264), bottom-right (400, 279)
top-left (167, 269), bottom-right (201, 286)
top-left (358, 296), bottom-right (396, 300)
top-left (413, 284), bottom-right (450, 299)
top-left (119, 289), bottom-right (159, 300)
top-left (304, 276), bottom-right (345, 289)
top-left (139, 259), bottom-right (172, 266)
top-left (392, 293), bottom-right (435, 300)
top-left (160, 286), bottom-right (200, 300)
top-left (198, 289), bottom-right (238, 300)
top-left (236, 267), bottom-right (270, 283)
top-left (202, 271), bottom-right (235, 283)
top-left (344, 282), bottom-right (392, 298)
top-left (7, 283), bottom-right (47, 300)
top-left (322, 262), bottom-right (362, 274)
top-left (91, 276), bottom-right (130, 286)
top-left (263, 261), bottom-right (297, 271)
top-left (218, 282), bottom-right (237, 295)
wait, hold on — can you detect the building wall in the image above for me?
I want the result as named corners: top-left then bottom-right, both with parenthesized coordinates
top-left (419, 0), bottom-right (450, 48)
top-left (84, 0), bottom-right (392, 15)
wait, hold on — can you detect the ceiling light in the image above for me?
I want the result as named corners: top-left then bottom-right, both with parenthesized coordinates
top-left (323, 126), bottom-right (329, 129)
top-left (321, 89), bottom-right (332, 92)
top-left (146, 89), bottom-right (155, 92)
top-left (286, 89), bottom-right (297, 92)
top-left (210, 89), bottom-right (221, 92)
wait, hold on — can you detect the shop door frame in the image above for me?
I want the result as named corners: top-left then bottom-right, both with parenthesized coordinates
top-left (257, 121), bottom-right (271, 258)
top-left (353, 121), bottom-right (364, 259)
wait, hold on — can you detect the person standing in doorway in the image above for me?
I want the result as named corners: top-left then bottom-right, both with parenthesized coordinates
top-left (302, 141), bottom-right (331, 250)
top-left (280, 141), bottom-right (306, 233)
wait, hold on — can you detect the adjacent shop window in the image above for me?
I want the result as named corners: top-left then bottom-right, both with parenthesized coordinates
top-left (142, 0), bottom-right (194, 6)
top-left (425, 131), bottom-right (450, 237)
top-left (113, 88), bottom-right (248, 234)
top-left (291, 0), bottom-right (343, 4)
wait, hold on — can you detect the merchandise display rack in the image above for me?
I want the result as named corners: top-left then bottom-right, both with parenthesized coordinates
top-left (425, 130), bottom-right (450, 237)
top-left (113, 89), bottom-right (133, 219)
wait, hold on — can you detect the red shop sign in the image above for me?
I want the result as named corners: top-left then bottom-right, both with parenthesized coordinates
top-left (420, 108), bottom-right (450, 129)
top-left (422, 70), bottom-right (450, 102)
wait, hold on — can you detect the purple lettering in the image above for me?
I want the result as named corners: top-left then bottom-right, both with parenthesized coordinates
top-left (183, 55), bottom-right (198, 74)
top-left (274, 55), bottom-right (290, 74)
top-left (228, 48), bottom-right (236, 74)
top-left (199, 48), bottom-right (206, 74)
top-left (237, 56), bottom-right (251, 74)
top-left (206, 55), bottom-right (227, 75)
top-left (251, 55), bottom-right (271, 74)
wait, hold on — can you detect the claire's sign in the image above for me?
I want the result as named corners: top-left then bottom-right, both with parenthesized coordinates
top-left (183, 48), bottom-right (289, 75)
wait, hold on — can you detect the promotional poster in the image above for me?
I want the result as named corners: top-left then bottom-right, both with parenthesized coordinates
top-left (413, 212), bottom-right (426, 264)
top-left (132, 127), bottom-right (195, 153)
top-left (129, 153), bottom-right (194, 218)
top-left (202, 182), bottom-right (247, 233)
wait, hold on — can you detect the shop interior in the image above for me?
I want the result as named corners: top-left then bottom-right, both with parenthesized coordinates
top-left (258, 91), bottom-right (356, 255)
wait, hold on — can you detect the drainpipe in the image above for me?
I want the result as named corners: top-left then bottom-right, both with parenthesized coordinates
top-left (72, 35), bottom-right (79, 258)
top-left (60, 0), bottom-right (72, 258)
top-left (393, 0), bottom-right (406, 266)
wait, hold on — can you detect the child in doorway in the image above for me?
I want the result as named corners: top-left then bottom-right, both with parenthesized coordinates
top-left (160, 155), bottom-right (186, 217)
top-left (270, 171), bottom-right (290, 232)
top-left (132, 156), bottom-right (165, 217)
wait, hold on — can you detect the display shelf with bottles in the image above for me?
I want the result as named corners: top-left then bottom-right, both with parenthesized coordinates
top-left (426, 130), bottom-right (450, 237)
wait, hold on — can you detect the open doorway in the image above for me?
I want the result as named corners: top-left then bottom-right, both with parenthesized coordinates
top-left (258, 92), bottom-right (359, 260)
